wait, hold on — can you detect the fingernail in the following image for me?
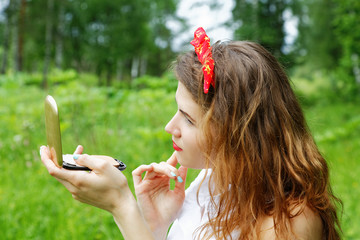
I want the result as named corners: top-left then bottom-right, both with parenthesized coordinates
top-left (170, 171), bottom-right (177, 177)
top-left (73, 154), bottom-right (80, 160)
top-left (39, 147), bottom-right (42, 156)
top-left (177, 176), bottom-right (183, 183)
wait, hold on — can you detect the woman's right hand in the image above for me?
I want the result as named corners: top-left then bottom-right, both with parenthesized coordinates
top-left (40, 145), bottom-right (156, 240)
top-left (132, 152), bottom-right (187, 239)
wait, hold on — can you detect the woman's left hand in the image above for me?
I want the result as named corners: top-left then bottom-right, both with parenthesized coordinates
top-left (132, 152), bottom-right (188, 239)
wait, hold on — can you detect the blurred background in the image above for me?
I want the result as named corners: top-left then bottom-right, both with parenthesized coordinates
top-left (0, 0), bottom-right (359, 239)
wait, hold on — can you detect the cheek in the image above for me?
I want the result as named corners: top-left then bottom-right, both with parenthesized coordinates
top-left (179, 132), bottom-right (206, 169)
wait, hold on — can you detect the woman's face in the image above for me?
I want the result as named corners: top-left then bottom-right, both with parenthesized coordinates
top-left (165, 82), bottom-right (206, 169)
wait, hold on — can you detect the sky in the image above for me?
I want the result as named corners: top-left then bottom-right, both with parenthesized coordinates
top-left (0, 0), bottom-right (8, 21)
top-left (169, 0), bottom-right (235, 51)
top-left (0, 0), bottom-right (6, 9)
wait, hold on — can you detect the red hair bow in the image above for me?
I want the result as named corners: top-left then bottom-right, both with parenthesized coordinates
top-left (190, 27), bottom-right (215, 94)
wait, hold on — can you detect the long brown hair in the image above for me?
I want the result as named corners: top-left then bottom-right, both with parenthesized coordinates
top-left (174, 41), bottom-right (341, 239)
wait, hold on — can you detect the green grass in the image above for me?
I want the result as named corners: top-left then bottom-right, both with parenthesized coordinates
top-left (0, 74), bottom-right (359, 239)
top-left (304, 102), bottom-right (360, 239)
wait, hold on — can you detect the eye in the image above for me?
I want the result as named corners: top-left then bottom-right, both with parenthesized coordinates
top-left (184, 116), bottom-right (194, 125)
top-left (179, 109), bottom-right (194, 125)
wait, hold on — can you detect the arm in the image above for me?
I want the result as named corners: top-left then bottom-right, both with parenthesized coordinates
top-left (40, 145), bottom-right (155, 240)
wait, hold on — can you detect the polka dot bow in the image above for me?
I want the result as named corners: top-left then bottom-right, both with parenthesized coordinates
top-left (190, 27), bottom-right (215, 94)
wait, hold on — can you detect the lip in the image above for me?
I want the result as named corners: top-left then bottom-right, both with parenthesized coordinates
top-left (172, 140), bottom-right (183, 151)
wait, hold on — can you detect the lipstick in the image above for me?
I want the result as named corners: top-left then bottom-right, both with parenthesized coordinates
top-left (172, 141), bottom-right (183, 151)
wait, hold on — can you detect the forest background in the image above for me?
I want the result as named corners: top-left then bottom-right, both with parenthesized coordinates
top-left (0, 0), bottom-right (359, 239)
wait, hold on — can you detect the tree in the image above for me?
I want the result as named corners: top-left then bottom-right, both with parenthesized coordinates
top-left (332, 0), bottom-right (360, 94)
top-left (295, 0), bottom-right (341, 70)
top-left (232, 0), bottom-right (287, 60)
top-left (55, 0), bottom-right (65, 69)
top-left (1, 0), bottom-right (181, 83)
top-left (1, 0), bottom-right (13, 74)
top-left (42, 0), bottom-right (54, 88)
top-left (16, 0), bottom-right (26, 71)
top-left (293, 0), bottom-right (360, 97)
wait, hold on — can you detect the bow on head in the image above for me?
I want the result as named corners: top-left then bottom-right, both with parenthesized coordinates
top-left (190, 27), bottom-right (215, 94)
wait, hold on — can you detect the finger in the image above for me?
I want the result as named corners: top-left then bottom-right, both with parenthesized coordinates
top-left (148, 162), bottom-right (179, 180)
top-left (74, 154), bottom-right (111, 173)
top-left (40, 145), bottom-right (59, 170)
top-left (174, 166), bottom-right (188, 192)
top-left (166, 152), bottom-right (178, 167)
top-left (39, 145), bottom-right (44, 157)
top-left (73, 145), bottom-right (84, 154)
top-left (40, 145), bottom-right (57, 166)
top-left (40, 146), bottom-right (82, 181)
top-left (132, 164), bottom-right (153, 185)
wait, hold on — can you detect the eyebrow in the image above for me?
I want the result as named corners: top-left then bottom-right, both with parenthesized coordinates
top-left (175, 96), bottom-right (197, 124)
top-left (179, 109), bottom-right (196, 123)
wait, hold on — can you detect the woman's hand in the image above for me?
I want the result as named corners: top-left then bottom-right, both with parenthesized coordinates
top-left (40, 145), bottom-right (131, 213)
top-left (132, 152), bottom-right (188, 239)
top-left (40, 145), bottom-right (157, 240)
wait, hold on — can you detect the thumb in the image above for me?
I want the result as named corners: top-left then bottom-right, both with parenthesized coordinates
top-left (73, 145), bottom-right (84, 154)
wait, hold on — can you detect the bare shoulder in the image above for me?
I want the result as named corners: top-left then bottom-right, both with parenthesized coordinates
top-left (259, 206), bottom-right (323, 240)
top-left (290, 206), bottom-right (323, 239)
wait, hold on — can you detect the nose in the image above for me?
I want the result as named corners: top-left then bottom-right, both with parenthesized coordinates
top-left (165, 112), bottom-right (181, 138)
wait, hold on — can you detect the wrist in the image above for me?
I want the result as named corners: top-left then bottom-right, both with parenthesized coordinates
top-left (112, 196), bottom-right (155, 240)
top-left (135, 201), bottom-right (171, 240)
top-left (110, 188), bottom-right (136, 216)
top-left (151, 227), bottom-right (169, 240)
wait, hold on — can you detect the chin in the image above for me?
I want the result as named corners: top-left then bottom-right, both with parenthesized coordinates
top-left (175, 152), bottom-right (205, 169)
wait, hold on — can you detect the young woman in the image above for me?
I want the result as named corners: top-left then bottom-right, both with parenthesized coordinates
top-left (40, 27), bottom-right (341, 239)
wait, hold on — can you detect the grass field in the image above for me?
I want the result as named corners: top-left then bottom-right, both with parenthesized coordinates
top-left (0, 74), bottom-right (359, 239)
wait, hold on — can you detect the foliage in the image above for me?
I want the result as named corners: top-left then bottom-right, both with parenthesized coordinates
top-left (332, 0), bottom-right (360, 97)
top-left (0, 0), bottom-right (181, 82)
top-left (231, 0), bottom-right (360, 99)
top-left (231, 0), bottom-right (290, 61)
top-left (0, 71), bottom-right (359, 239)
top-left (131, 73), bottom-right (178, 91)
top-left (293, 0), bottom-right (360, 99)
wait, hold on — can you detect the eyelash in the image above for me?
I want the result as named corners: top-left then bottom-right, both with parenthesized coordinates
top-left (178, 109), bottom-right (194, 125)
top-left (185, 116), bottom-right (194, 125)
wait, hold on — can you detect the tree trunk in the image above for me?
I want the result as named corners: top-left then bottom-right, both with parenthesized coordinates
top-left (140, 57), bottom-right (147, 76)
top-left (116, 59), bottom-right (123, 81)
top-left (11, 0), bottom-right (19, 73)
top-left (55, 1), bottom-right (65, 69)
top-left (42, 0), bottom-right (54, 89)
top-left (16, 0), bottom-right (26, 72)
top-left (1, 1), bottom-right (12, 74)
top-left (131, 57), bottom-right (139, 80)
top-left (96, 65), bottom-right (103, 86)
top-left (106, 66), bottom-right (112, 86)
top-left (252, 0), bottom-right (258, 41)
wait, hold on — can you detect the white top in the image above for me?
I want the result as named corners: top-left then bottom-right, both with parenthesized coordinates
top-left (167, 170), bottom-right (240, 240)
top-left (167, 169), bottom-right (213, 239)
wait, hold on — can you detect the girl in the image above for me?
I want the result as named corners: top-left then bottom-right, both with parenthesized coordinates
top-left (40, 27), bottom-right (341, 239)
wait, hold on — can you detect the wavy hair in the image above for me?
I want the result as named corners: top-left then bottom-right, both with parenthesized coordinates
top-left (174, 41), bottom-right (341, 239)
